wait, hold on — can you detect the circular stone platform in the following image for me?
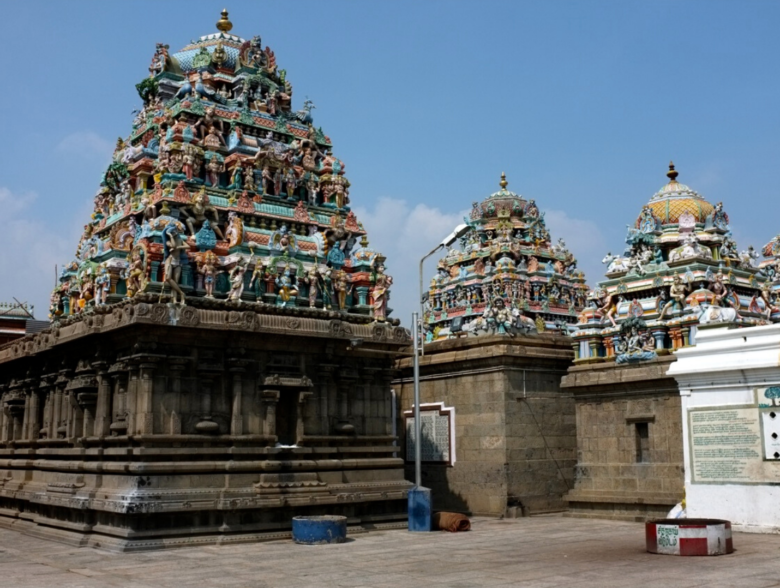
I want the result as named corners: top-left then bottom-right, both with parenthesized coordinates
top-left (646, 518), bottom-right (733, 556)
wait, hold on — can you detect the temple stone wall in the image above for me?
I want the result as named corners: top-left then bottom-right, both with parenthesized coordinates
top-left (394, 335), bottom-right (576, 517)
top-left (561, 356), bottom-right (684, 521)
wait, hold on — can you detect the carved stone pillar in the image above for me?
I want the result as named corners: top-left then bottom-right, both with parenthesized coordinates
top-left (39, 375), bottom-right (56, 439)
top-left (296, 391), bottom-right (313, 444)
top-left (66, 361), bottom-right (99, 439)
top-left (21, 385), bottom-right (31, 440)
top-left (195, 374), bottom-right (220, 434)
top-left (334, 369), bottom-right (358, 434)
top-left (27, 383), bottom-right (41, 442)
top-left (53, 369), bottom-right (70, 439)
top-left (359, 367), bottom-right (381, 436)
top-left (261, 390), bottom-right (279, 438)
top-left (0, 385), bottom-right (7, 443)
top-left (125, 360), bottom-right (140, 436)
top-left (108, 362), bottom-right (129, 436)
top-left (93, 361), bottom-right (111, 437)
top-left (136, 358), bottom-right (158, 435)
top-left (229, 359), bottom-right (249, 436)
top-left (5, 381), bottom-right (25, 441)
top-left (318, 364), bottom-right (337, 436)
top-left (168, 359), bottom-right (188, 435)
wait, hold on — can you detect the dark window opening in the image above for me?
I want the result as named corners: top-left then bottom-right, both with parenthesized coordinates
top-left (635, 422), bottom-right (650, 463)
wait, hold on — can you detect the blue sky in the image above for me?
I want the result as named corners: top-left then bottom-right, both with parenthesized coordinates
top-left (1, 1), bottom-right (779, 324)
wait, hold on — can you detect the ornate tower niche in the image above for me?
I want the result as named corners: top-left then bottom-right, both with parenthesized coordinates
top-left (0, 11), bottom-right (410, 551)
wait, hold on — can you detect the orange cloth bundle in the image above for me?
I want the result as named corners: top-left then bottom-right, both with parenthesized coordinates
top-left (432, 512), bottom-right (471, 532)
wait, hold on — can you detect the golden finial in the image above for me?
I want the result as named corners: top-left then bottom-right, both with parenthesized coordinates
top-left (666, 161), bottom-right (679, 182)
top-left (216, 9), bottom-right (233, 33)
top-left (499, 171), bottom-right (508, 190)
top-left (360, 234), bottom-right (369, 248)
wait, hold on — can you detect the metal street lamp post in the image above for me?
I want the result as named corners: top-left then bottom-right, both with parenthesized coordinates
top-left (408, 223), bottom-right (470, 532)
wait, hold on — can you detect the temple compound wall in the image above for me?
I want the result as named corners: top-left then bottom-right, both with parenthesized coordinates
top-left (0, 298), bottom-right (411, 550)
top-left (561, 357), bottom-right (684, 520)
top-left (670, 323), bottom-right (780, 534)
top-left (394, 335), bottom-right (576, 517)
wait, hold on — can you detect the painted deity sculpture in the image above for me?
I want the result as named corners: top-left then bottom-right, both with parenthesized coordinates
top-left (275, 266), bottom-right (298, 306)
top-left (425, 173), bottom-right (588, 340)
top-left (199, 251), bottom-right (219, 298)
top-left (573, 163), bottom-right (777, 364)
top-left (162, 223), bottom-right (189, 305)
top-left (49, 11), bottom-right (396, 324)
top-left (370, 259), bottom-right (393, 322)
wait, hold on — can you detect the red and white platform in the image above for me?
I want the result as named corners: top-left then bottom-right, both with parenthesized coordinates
top-left (646, 519), bottom-right (733, 556)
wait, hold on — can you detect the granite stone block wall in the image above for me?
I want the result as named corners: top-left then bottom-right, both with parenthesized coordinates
top-left (561, 356), bottom-right (684, 521)
top-left (394, 334), bottom-right (576, 517)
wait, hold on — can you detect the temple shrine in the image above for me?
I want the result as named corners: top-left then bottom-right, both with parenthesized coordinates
top-left (562, 163), bottom-right (779, 520)
top-left (424, 174), bottom-right (589, 340)
top-left (0, 11), bottom-right (410, 551)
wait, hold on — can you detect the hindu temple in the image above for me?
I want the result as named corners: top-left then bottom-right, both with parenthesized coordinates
top-left (424, 173), bottom-right (589, 340)
top-left (562, 163), bottom-right (778, 520)
top-left (0, 11), bottom-right (411, 550)
top-left (395, 175), bottom-right (586, 517)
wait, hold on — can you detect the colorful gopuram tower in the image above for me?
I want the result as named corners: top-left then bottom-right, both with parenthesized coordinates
top-left (52, 9), bottom-right (393, 323)
top-left (0, 11), bottom-right (411, 551)
top-left (424, 173), bottom-right (589, 340)
top-left (572, 162), bottom-right (776, 362)
top-left (562, 163), bottom-right (778, 521)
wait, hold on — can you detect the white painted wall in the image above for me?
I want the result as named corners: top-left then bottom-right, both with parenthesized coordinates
top-left (669, 323), bottom-right (780, 534)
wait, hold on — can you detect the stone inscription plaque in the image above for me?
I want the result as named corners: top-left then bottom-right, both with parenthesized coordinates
top-left (405, 408), bottom-right (452, 464)
top-left (689, 406), bottom-right (780, 484)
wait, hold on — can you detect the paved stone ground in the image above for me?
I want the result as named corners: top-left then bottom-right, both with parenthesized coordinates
top-left (1, 515), bottom-right (779, 588)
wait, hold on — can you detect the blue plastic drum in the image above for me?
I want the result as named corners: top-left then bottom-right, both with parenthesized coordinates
top-left (292, 515), bottom-right (348, 545)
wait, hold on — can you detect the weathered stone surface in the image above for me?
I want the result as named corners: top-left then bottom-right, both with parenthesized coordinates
top-left (0, 298), bottom-right (412, 551)
top-left (394, 334), bottom-right (576, 517)
top-left (561, 355), bottom-right (684, 521)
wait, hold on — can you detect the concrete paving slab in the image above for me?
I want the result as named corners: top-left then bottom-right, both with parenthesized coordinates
top-left (1, 515), bottom-right (779, 587)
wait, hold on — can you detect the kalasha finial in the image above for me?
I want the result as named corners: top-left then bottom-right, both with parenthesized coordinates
top-left (667, 161), bottom-right (679, 182)
top-left (217, 9), bottom-right (233, 33)
top-left (500, 171), bottom-right (508, 190)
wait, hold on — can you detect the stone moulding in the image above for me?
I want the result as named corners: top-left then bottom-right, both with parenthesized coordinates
top-left (0, 297), bottom-right (411, 551)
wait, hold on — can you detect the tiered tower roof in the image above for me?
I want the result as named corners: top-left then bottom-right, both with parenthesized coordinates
top-left (51, 10), bottom-right (395, 325)
top-left (424, 173), bottom-right (589, 340)
top-left (573, 163), bottom-right (776, 364)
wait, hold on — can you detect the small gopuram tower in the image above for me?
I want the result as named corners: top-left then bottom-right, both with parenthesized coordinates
top-left (0, 11), bottom-right (411, 550)
top-left (424, 173), bottom-right (589, 339)
top-left (562, 163), bottom-right (776, 520)
top-left (395, 174), bottom-right (586, 517)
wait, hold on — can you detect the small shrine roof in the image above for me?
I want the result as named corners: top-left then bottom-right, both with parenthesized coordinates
top-left (644, 162), bottom-right (714, 224)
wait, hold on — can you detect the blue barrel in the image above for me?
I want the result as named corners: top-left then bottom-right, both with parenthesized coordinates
top-left (292, 515), bottom-right (347, 545)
